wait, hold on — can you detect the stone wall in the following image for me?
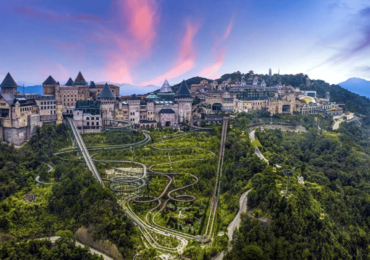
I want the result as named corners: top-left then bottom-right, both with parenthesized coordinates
top-left (29, 115), bottom-right (42, 137)
top-left (3, 126), bottom-right (28, 146)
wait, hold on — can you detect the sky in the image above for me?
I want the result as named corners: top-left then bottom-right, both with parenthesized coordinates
top-left (0, 0), bottom-right (369, 87)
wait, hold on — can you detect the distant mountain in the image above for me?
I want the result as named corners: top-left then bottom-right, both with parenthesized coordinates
top-left (339, 78), bottom-right (370, 98)
top-left (96, 82), bottom-right (159, 96)
top-left (16, 85), bottom-right (43, 95)
top-left (168, 76), bottom-right (213, 93)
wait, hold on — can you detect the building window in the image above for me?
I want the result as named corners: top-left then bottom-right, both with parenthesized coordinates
top-left (87, 122), bottom-right (89, 126)
top-left (92, 122), bottom-right (94, 126)
top-left (86, 117), bottom-right (90, 120)
top-left (91, 117), bottom-right (94, 120)
top-left (97, 122), bottom-right (99, 126)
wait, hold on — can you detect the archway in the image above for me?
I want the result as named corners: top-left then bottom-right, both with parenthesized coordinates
top-left (212, 103), bottom-right (222, 112)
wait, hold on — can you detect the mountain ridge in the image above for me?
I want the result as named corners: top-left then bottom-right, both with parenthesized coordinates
top-left (339, 77), bottom-right (370, 98)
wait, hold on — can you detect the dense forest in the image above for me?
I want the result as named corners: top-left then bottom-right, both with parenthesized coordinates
top-left (221, 110), bottom-right (370, 259)
top-left (0, 124), bottom-right (139, 259)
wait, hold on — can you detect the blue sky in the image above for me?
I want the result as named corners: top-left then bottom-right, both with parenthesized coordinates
top-left (0, 0), bottom-right (369, 87)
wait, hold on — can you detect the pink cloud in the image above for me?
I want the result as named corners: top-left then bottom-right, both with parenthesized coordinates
top-left (36, 62), bottom-right (69, 83)
top-left (140, 22), bottom-right (200, 86)
top-left (198, 50), bottom-right (225, 78)
top-left (102, 0), bottom-right (159, 84)
top-left (13, 7), bottom-right (37, 18)
top-left (120, 0), bottom-right (158, 51)
top-left (197, 18), bottom-right (233, 78)
top-left (223, 17), bottom-right (234, 40)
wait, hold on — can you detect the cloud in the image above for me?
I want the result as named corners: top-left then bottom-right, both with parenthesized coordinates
top-left (37, 62), bottom-right (69, 82)
top-left (139, 22), bottom-right (200, 86)
top-left (198, 18), bottom-right (233, 78)
top-left (222, 17), bottom-right (234, 40)
top-left (199, 50), bottom-right (225, 78)
top-left (101, 0), bottom-right (160, 84)
top-left (119, 0), bottom-right (159, 51)
top-left (13, 6), bottom-right (37, 18)
top-left (47, 39), bottom-right (83, 53)
top-left (327, 1), bottom-right (349, 12)
top-left (308, 6), bottom-right (370, 72)
top-left (360, 7), bottom-right (370, 16)
top-left (13, 6), bottom-right (109, 23)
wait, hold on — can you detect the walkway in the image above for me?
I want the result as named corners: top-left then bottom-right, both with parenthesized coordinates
top-left (213, 190), bottom-right (251, 260)
top-left (249, 130), bottom-right (268, 163)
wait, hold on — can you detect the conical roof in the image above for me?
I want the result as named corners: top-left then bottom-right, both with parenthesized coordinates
top-left (89, 81), bottom-right (97, 89)
top-left (1, 73), bottom-right (18, 88)
top-left (97, 83), bottom-right (115, 99)
top-left (175, 80), bottom-right (192, 98)
top-left (159, 79), bottom-right (172, 93)
top-left (43, 75), bottom-right (57, 85)
top-left (65, 77), bottom-right (73, 86)
top-left (74, 72), bottom-right (87, 85)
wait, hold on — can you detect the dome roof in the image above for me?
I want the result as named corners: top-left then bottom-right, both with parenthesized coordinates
top-left (299, 96), bottom-right (316, 105)
top-left (146, 93), bottom-right (158, 99)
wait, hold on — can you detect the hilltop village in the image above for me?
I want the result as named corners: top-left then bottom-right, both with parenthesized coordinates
top-left (0, 71), bottom-right (343, 146)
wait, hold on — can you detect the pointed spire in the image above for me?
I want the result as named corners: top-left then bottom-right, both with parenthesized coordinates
top-left (89, 81), bottom-right (97, 89)
top-left (65, 77), bottom-right (73, 86)
top-left (97, 83), bottom-right (115, 99)
top-left (74, 71), bottom-right (87, 85)
top-left (1, 72), bottom-right (18, 88)
top-left (175, 80), bottom-right (192, 99)
top-left (43, 75), bottom-right (57, 85)
top-left (159, 79), bottom-right (172, 93)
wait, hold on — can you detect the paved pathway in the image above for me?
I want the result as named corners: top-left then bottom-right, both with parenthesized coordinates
top-left (213, 190), bottom-right (251, 260)
top-left (249, 130), bottom-right (269, 163)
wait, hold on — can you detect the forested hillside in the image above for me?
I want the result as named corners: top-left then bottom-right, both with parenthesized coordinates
top-left (0, 124), bottom-right (139, 259)
top-left (222, 111), bottom-right (370, 259)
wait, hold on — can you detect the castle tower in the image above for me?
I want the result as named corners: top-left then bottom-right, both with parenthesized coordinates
top-left (97, 83), bottom-right (116, 123)
top-left (65, 77), bottom-right (73, 86)
top-left (43, 75), bottom-right (57, 96)
top-left (89, 81), bottom-right (98, 99)
top-left (1, 73), bottom-right (18, 95)
top-left (269, 68), bottom-right (272, 76)
top-left (174, 80), bottom-right (193, 124)
top-left (74, 72), bottom-right (88, 85)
